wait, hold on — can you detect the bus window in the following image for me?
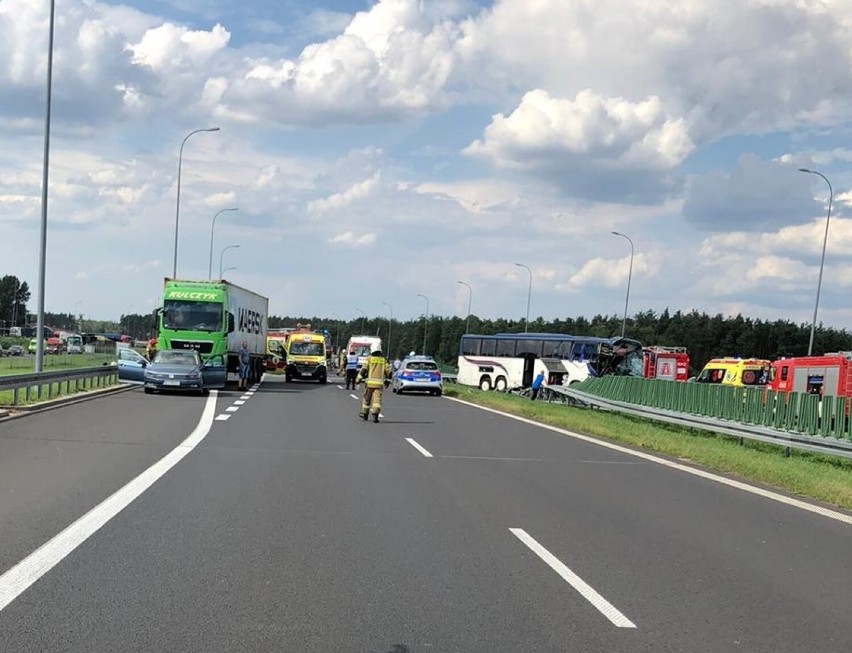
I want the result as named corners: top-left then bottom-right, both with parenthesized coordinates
top-left (496, 338), bottom-right (515, 357)
top-left (515, 339), bottom-right (542, 357)
top-left (460, 337), bottom-right (481, 356)
top-left (480, 338), bottom-right (496, 356)
top-left (542, 340), bottom-right (562, 358)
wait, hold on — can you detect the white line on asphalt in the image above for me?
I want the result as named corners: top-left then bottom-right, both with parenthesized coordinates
top-left (240, 396), bottom-right (250, 401)
top-left (448, 398), bottom-right (852, 526)
top-left (337, 385), bottom-right (344, 390)
top-left (246, 391), bottom-right (255, 396)
top-left (215, 414), bottom-right (231, 421)
top-left (0, 391), bottom-right (219, 614)
top-left (225, 406), bottom-right (239, 412)
top-left (405, 438), bottom-right (433, 458)
top-left (509, 528), bottom-right (636, 629)
top-left (349, 394), bottom-right (358, 400)
top-left (234, 400), bottom-right (246, 405)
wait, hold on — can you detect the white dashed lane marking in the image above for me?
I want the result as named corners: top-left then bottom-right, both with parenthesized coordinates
top-left (215, 414), bottom-right (231, 421)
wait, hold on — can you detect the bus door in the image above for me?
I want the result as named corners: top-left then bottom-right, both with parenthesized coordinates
top-left (521, 353), bottom-right (536, 388)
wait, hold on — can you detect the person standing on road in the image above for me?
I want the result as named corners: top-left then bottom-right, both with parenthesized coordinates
top-left (357, 348), bottom-right (391, 423)
top-left (345, 349), bottom-right (360, 390)
top-left (530, 370), bottom-right (546, 401)
top-left (238, 340), bottom-right (251, 390)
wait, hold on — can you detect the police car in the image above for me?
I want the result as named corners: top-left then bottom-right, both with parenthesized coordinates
top-left (391, 355), bottom-right (443, 396)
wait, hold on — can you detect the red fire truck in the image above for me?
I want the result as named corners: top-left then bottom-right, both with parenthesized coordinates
top-left (643, 346), bottom-right (690, 381)
top-left (768, 352), bottom-right (852, 398)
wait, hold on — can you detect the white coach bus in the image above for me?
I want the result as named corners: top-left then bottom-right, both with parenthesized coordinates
top-left (457, 333), bottom-right (643, 391)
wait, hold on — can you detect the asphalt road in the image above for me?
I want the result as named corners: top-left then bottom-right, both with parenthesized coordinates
top-left (0, 376), bottom-right (850, 652)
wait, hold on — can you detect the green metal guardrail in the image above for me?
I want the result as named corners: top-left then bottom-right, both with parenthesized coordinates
top-left (573, 377), bottom-right (852, 443)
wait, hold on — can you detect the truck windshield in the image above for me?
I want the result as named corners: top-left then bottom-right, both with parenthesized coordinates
top-left (163, 300), bottom-right (222, 332)
top-left (290, 342), bottom-right (324, 356)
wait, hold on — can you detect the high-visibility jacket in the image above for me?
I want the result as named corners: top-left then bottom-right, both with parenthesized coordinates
top-left (358, 354), bottom-right (390, 388)
top-left (346, 354), bottom-right (359, 371)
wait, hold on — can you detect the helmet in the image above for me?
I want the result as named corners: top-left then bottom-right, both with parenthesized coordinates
top-left (371, 347), bottom-right (383, 356)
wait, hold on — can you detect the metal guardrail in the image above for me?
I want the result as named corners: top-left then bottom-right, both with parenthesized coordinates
top-left (538, 382), bottom-right (852, 460)
top-left (0, 365), bottom-right (119, 406)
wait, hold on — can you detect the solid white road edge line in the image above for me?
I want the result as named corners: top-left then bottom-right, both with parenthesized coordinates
top-left (509, 528), bottom-right (636, 629)
top-left (405, 438), bottom-right (434, 458)
top-left (0, 391), bottom-right (219, 614)
top-left (448, 398), bottom-right (852, 526)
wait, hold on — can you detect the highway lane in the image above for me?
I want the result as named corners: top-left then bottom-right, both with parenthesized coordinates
top-left (0, 376), bottom-right (850, 651)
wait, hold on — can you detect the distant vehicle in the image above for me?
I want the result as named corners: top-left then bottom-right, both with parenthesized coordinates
top-left (457, 332), bottom-right (644, 392)
top-left (392, 355), bottom-right (443, 396)
top-left (346, 335), bottom-right (382, 367)
top-left (695, 357), bottom-right (770, 387)
top-left (7, 345), bottom-right (23, 357)
top-left (643, 346), bottom-right (690, 381)
top-left (155, 278), bottom-right (269, 384)
top-left (265, 332), bottom-right (288, 374)
top-left (768, 352), bottom-right (852, 398)
top-left (142, 349), bottom-right (227, 395)
top-left (286, 331), bottom-right (328, 383)
top-left (46, 337), bottom-right (65, 354)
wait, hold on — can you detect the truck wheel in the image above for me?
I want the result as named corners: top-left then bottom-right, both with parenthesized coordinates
top-left (479, 377), bottom-right (492, 391)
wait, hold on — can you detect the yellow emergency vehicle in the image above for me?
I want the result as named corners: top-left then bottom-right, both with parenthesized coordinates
top-left (695, 357), bottom-right (771, 387)
top-left (285, 331), bottom-right (328, 384)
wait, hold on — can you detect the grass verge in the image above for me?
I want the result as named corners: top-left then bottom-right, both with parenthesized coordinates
top-left (444, 385), bottom-right (852, 511)
top-left (0, 354), bottom-right (115, 377)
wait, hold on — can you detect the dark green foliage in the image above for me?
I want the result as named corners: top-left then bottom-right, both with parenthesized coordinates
top-left (269, 309), bottom-right (852, 375)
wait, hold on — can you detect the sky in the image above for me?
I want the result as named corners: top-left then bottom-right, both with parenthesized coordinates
top-left (2, 0), bottom-right (852, 329)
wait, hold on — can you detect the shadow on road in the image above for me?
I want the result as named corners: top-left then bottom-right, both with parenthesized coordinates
top-left (373, 646), bottom-right (409, 653)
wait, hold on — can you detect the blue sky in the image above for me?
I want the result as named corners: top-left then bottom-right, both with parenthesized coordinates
top-left (1, 0), bottom-right (852, 332)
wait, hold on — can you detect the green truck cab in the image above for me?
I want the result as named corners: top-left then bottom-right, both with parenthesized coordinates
top-left (156, 279), bottom-right (269, 384)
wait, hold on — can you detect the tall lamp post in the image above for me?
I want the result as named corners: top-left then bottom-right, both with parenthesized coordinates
top-left (208, 207), bottom-right (239, 279)
top-left (382, 302), bottom-right (393, 358)
top-left (221, 266), bottom-right (237, 276)
top-left (417, 293), bottom-right (429, 354)
top-left (355, 308), bottom-right (365, 334)
top-left (219, 244), bottom-right (240, 278)
top-left (34, 0), bottom-right (57, 372)
top-left (514, 263), bottom-right (532, 333)
top-left (457, 281), bottom-right (473, 334)
top-left (74, 300), bottom-right (81, 333)
top-left (173, 126), bottom-right (220, 279)
top-left (611, 231), bottom-right (634, 338)
top-left (799, 168), bottom-right (834, 356)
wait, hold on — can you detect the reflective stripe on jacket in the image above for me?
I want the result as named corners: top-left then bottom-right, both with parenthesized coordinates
top-left (346, 354), bottom-right (359, 370)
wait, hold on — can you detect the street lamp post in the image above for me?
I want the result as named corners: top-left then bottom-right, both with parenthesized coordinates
top-left (611, 231), bottom-right (634, 338)
top-left (382, 302), bottom-right (393, 358)
top-left (35, 0), bottom-right (57, 373)
top-left (219, 244), bottom-right (240, 278)
top-left (457, 281), bottom-right (473, 334)
top-left (221, 266), bottom-right (237, 276)
top-left (12, 279), bottom-right (20, 328)
top-left (355, 308), bottom-right (365, 334)
top-left (208, 207), bottom-right (239, 279)
top-left (514, 263), bottom-right (532, 333)
top-left (799, 168), bottom-right (834, 356)
top-left (417, 293), bottom-right (429, 354)
top-left (173, 127), bottom-right (220, 279)
top-left (74, 300), bottom-right (81, 333)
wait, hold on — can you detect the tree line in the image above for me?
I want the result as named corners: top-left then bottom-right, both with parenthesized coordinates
top-left (270, 309), bottom-right (852, 376)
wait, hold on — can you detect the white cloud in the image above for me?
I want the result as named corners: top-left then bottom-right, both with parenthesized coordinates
top-left (466, 89), bottom-right (693, 172)
top-left (308, 173), bottom-right (381, 213)
top-left (566, 253), bottom-right (659, 290)
top-left (329, 231), bottom-right (376, 247)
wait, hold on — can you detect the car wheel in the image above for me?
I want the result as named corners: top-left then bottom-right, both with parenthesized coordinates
top-left (479, 377), bottom-right (492, 391)
top-left (144, 387), bottom-right (153, 394)
top-left (397, 386), bottom-right (404, 395)
top-left (285, 373), bottom-right (291, 383)
top-left (319, 374), bottom-right (327, 385)
top-left (435, 389), bottom-right (442, 397)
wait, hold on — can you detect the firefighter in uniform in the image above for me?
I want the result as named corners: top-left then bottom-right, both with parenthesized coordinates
top-left (357, 348), bottom-right (391, 422)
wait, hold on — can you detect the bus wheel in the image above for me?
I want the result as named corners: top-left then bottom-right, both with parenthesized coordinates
top-left (495, 376), bottom-right (507, 392)
top-left (479, 377), bottom-right (492, 391)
